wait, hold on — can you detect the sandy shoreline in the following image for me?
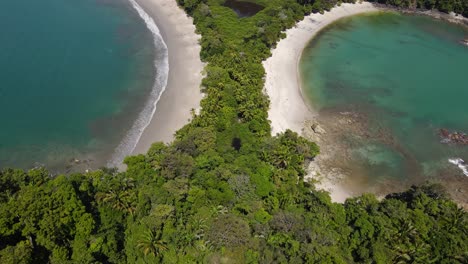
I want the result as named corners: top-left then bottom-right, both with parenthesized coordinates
top-left (131, 0), bottom-right (204, 156)
top-left (263, 2), bottom-right (381, 202)
top-left (264, 2), bottom-right (381, 136)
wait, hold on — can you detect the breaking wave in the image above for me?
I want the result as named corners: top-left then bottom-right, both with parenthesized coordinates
top-left (448, 158), bottom-right (468, 177)
top-left (107, 0), bottom-right (169, 168)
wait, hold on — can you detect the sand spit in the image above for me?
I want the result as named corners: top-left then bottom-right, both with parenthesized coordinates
top-left (263, 2), bottom-right (381, 202)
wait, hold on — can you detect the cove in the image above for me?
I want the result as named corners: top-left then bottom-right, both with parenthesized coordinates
top-left (300, 12), bottom-right (468, 194)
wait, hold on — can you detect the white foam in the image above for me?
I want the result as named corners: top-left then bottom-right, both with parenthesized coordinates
top-left (107, 0), bottom-right (169, 168)
top-left (448, 158), bottom-right (468, 176)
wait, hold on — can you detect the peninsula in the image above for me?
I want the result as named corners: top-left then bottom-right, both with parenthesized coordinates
top-left (0, 1), bottom-right (466, 263)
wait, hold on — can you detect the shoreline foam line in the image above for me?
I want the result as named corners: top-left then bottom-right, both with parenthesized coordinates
top-left (449, 158), bottom-right (468, 176)
top-left (107, 0), bottom-right (169, 168)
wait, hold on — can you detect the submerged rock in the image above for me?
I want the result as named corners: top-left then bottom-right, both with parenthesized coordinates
top-left (304, 120), bottom-right (326, 134)
top-left (311, 123), bottom-right (326, 134)
top-left (439, 128), bottom-right (468, 145)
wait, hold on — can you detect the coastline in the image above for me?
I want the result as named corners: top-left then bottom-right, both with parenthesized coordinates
top-left (263, 2), bottom-right (381, 202)
top-left (264, 2), bottom-right (467, 203)
top-left (120, 0), bottom-right (204, 164)
top-left (264, 1), bottom-right (381, 136)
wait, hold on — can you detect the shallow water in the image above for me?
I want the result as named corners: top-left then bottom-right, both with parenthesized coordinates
top-left (301, 12), bottom-right (468, 191)
top-left (0, 0), bottom-right (157, 171)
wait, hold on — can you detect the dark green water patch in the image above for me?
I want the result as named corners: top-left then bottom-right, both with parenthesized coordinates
top-left (223, 0), bottom-right (264, 18)
top-left (232, 137), bottom-right (242, 151)
top-left (301, 12), bottom-right (468, 193)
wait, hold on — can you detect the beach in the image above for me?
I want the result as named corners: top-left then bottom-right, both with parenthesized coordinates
top-left (263, 2), bottom-right (381, 202)
top-left (264, 2), bottom-right (380, 136)
top-left (131, 0), bottom-right (204, 155)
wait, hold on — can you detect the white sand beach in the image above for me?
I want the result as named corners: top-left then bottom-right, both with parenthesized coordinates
top-left (263, 2), bottom-right (381, 202)
top-left (264, 1), bottom-right (380, 136)
top-left (131, 0), bottom-right (204, 155)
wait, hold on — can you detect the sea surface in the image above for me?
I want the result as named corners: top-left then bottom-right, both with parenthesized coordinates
top-left (301, 12), bottom-right (468, 192)
top-left (0, 0), bottom-right (166, 171)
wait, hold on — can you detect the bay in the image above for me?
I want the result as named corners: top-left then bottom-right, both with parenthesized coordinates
top-left (0, 0), bottom-right (156, 171)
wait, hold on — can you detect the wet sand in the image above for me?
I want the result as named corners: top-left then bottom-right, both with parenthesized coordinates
top-left (132, 0), bottom-right (204, 155)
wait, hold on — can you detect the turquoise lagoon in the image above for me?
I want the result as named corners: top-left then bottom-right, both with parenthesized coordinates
top-left (300, 12), bottom-right (468, 191)
top-left (0, 0), bottom-right (163, 171)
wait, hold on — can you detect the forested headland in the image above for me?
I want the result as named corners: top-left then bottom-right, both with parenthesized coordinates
top-left (298, 0), bottom-right (468, 17)
top-left (1, 0), bottom-right (467, 263)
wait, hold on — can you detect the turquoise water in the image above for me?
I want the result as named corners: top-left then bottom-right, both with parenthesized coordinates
top-left (0, 0), bottom-right (156, 170)
top-left (301, 12), bottom-right (468, 188)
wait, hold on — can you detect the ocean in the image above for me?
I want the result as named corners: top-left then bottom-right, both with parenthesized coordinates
top-left (0, 0), bottom-right (167, 171)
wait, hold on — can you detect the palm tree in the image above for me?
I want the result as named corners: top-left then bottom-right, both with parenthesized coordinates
top-left (95, 176), bottom-right (136, 214)
top-left (192, 218), bottom-right (207, 239)
top-left (394, 221), bottom-right (417, 244)
top-left (390, 220), bottom-right (435, 263)
top-left (210, 205), bottom-right (227, 217)
top-left (137, 229), bottom-right (167, 257)
top-left (96, 189), bottom-right (135, 214)
top-left (273, 145), bottom-right (292, 169)
top-left (393, 240), bottom-right (432, 264)
top-left (444, 207), bottom-right (466, 232)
